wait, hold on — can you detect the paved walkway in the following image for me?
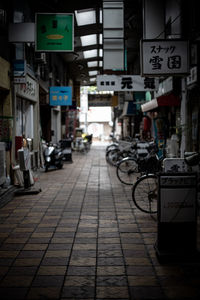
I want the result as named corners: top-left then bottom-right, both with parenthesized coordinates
top-left (0, 144), bottom-right (200, 299)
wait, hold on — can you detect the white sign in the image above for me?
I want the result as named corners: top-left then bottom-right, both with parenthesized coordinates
top-left (15, 75), bottom-right (38, 102)
top-left (97, 75), bottom-right (158, 91)
top-left (13, 77), bottom-right (26, 84)
top-left (187, 66), bottom-right (197, 86)
top-left (141, 40), bottom-right (189, 75)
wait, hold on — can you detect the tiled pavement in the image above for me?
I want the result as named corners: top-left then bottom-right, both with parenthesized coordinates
top-left (0, 144), bottom-right (200, 300)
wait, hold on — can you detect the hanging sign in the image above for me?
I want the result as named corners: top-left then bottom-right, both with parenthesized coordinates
top-left (141, 39), bottom-right (189, 76)
top-left (97, 75), bottom-right (158, 91)
top-left (50, 86), bottom-right (72, 106)
top-left (35, 13), bottom-right (74, 52)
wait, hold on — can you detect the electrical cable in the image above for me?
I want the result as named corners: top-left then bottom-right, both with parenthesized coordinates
top-left (154, 13), bottom-right (181, 39)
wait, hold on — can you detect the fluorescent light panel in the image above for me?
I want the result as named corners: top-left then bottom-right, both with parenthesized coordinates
top-left (75, 9), bottom-right (96, 26)
top-left (80, 34), bottom-right (97, 46)
top-left (99, 9), bottom-right (102, 23)
top-left (83, 49), bottom-right (97, 59)
top-left (89, 70), bottom-right (98, 76)
top-left (99, 34), bottom-right (102, 44)
top-left (87, 61), bottom-right (98, 68)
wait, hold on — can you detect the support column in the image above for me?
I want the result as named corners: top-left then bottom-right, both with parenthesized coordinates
top-left (180, 77), bottom-right (187, 157)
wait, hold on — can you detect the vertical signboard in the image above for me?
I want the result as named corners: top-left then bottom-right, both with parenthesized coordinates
top-left (35, 13), bottom-right (74, 52)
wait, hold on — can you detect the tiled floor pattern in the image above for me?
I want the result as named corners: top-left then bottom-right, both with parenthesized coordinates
top-left (0, 144), bottom-right (200, 299)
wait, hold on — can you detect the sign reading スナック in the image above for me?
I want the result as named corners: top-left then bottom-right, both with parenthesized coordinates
top-left (35, 13), bottom-right (74, 52)
top-left (97, 75), bottom-right (158, 91)
top-left (141, 40), bottom-right (189, 76)
top-left (50, 86), bottom-right (72, 106)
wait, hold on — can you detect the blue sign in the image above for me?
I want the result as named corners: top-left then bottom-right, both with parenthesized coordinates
top-left (13, 60), bottom-right (26, 76)
top-left (50, 86), bottom-right (72, 106)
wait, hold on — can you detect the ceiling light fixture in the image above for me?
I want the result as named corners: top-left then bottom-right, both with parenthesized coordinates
top-left (89, 70), bottom-right (98, 76)
top-left (75, 9), bottom-right (96, 26)
top-left (80, 34), bottom-right (97, 47)
top-left (87, 61), bottom-right (98, 68)
top-left (83, 49), bottom-right (97, 59)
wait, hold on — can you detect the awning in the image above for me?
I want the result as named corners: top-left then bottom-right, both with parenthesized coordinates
top-left (141, 94), bottom-right (180, 112)
top-left (141, 98), bottom-right (158, 112)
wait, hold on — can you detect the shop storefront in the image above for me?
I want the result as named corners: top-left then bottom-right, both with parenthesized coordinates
top-left (0, 57), bottom-right (12, 185)
top-left (141, 93), bottom-right (181, 157)
top-left (14, 74), bottom-right (39, 164)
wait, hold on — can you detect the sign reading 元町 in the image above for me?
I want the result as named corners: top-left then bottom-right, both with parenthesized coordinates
top-left (97, 75), bottom-right (158, 91)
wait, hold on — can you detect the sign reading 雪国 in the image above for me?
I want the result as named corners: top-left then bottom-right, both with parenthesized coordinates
top-left (35, 13), bottom-right (74, 52)
top-left (141, 39), bottom-right (189, 76)
top-left (97, 75), bottom-right (158, 91)
top-left (50, 86), bottom-right (72, 106)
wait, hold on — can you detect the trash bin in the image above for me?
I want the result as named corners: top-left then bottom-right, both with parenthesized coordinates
top-left (155, 172), bottom-right (197, 260)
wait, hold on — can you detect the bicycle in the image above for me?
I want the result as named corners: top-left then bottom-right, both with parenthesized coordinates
top-left (106, 139), bottom-right (137, 166)
top-left (131, 152), bottom-right (200, 214)
top-left (116, 142), bottom-right (161, 185)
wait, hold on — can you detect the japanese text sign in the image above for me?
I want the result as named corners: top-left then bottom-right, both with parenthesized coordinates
top-left (50, 86), bottom-right (72, 106)
top-left (141, 39), bottom-right (189, 76)
top-left (35, 13), bottom-right (74, 52)
top-left (97, 75), bottom-right (158, 91)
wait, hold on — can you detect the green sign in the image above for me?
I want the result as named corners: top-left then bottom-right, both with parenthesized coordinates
top-left (35, 13), bottom-right (74, 52)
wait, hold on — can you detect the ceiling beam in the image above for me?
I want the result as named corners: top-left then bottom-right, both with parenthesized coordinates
top-left (75, 24), bottom-right (103, 37)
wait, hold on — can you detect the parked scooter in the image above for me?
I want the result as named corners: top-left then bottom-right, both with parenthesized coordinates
top-left (43, 142), bottom-right (64, 172)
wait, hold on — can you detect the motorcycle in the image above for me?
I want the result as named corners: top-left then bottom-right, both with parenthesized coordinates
top-left (43, 142), bottom-right (64, 172)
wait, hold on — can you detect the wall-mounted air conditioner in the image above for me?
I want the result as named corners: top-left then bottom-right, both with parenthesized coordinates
top-left (0, 142), bottom-right (6, 186)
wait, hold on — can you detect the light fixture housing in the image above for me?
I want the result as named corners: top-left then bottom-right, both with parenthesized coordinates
top-left (83, 49), bottom-right (98, 59)
top-left (75, 9), bottom-right (96, 26)
top-left (80, 34), bottom-right (97, 47)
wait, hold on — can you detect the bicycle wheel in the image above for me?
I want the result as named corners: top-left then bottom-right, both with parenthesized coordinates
top-left (116, 158), bottom-right (139, 185)
top-left (106, 148), bottom-right (122, 166)
top-left (132, 174), bottom-right (158, 213)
